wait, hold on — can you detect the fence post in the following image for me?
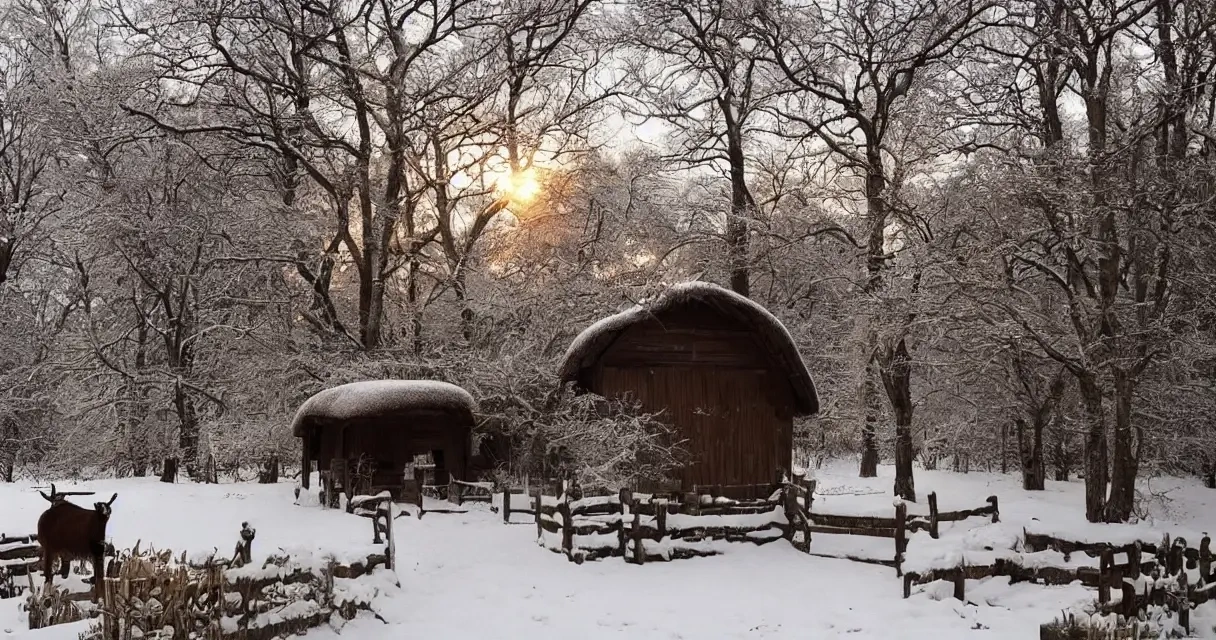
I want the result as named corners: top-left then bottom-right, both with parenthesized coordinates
top-left (533, 488), bottom-right (542, 542)
top-left (782, 484), bottom-right (797, 542)
top-left (894, 501), bottom-right (907, 577)
top-left (617, 489), bottom-right (630, 558)
top-left (449, 479), bottom-right (461, 506)
top-left (927, 492), bottom-right (939, 539)
top-left (1122, 580), bottom-right (1138, 618)
top-left (654, 498), bottom-right (667, 540)
top-left (682, 492), bottom-right (698, 516)
top-left (1098, 548), bottom-right (1112, 605)
top-left (558, 499), bottom-right (574, 561)
top-left (986, 495), bottom-right (999, 523)
top-left (1200, 536), bottom-right (1211, 582)
top-left (1170, 537), bottom-right (1186, 576)
top-left (235, 522), bottom-right (255, 567)
top-left (631, 499), bottom-right (644, 565)
top-left (952, 566), bottom-right (966, 601)
top-left (503, 490), bottom-right (512, 525)
top-left (385, 500), bottom-right (395, 571)
top-left (902, 573), bottom-right (913, 598)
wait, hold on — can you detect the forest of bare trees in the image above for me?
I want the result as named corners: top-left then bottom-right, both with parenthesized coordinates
top-left (1, 0), bottom-right (1214, 523)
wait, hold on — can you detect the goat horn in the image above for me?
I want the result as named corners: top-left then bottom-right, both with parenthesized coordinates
top-left (39, 490), bottom-right (53, 503)
top-left (107, 493), bottom-right (118, 505)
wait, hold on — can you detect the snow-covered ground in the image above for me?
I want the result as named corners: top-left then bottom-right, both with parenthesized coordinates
top-left (3, 461), bottom-right (1215, 639)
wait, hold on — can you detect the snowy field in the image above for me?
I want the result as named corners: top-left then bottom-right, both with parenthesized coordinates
top-left (4, 462), bottom-right (1216, 639)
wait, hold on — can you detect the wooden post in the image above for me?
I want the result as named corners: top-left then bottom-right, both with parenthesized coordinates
top-left (986, 495), bottom-right (999, 523)
top-left (682, 492), bottom-right (698, 516)
top-left (617, 490), bottom-right (629, 558)
top-left (654, 499), bottom-right (667, 540)
top-left (782, 485), bottom-right (797, 542)
top-left (952, 568), bottom-right (965, 601)
top-left (235, 522), bottom-right (255, 566)
top-left (503, 490), bottom-right (512, 524)
top-left (415, 474), bottom-right (425, 518)
top-left (1098, 548), bottom-right (1112, 605)
top-left (1170, 537), bottom-right (1185, 576)
top-left (384, 500), bottom-right (395, 571)
top-left (927, 492), bottom-right (940, 539)
top-left (1122, 581), bottom-right (1138, 618)
top-left (1200, 536), bottom-right (1211, 582)
top-left (449, 478), bottom-right (461, 506)
top-left (558, 499), bottom-right (574, 560)
top-left (894, 501), bottom-right (908, 577)
top-left (1179, 599), bottom-right (1191, 635)
top-left (902, 573), bottom-right (913, 598)
top-left (631, 499), bottom-right (644, 565)
top-left (534, 488), bottom-right (543, 542)
top-left (804, 478), bottom-right (817, 514)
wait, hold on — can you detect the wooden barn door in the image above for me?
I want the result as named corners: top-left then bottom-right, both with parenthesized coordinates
top-left (599, 366), bottom-right (788, 488)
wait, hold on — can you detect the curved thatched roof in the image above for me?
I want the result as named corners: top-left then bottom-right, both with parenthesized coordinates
top-left (292, 380), bottom-right (477, 436)
top-left (557, 281), bottom-right (819, 416)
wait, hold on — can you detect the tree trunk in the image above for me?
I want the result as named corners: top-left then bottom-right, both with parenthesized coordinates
top-left (725, 128), bottom-right (750, 297)
top-left (1105, 371), bottom-right (1138, 522)
top-left (1049, 414), bottom-right (1070, 481)
top-left (1078, 375), bottom-right (1108, 523)
top-left (173, 382), bottom-right (200, 479)
top-left (160, 457), bottom-right (178, 483)
top-left (1000, 423), bottom-right (1008, 475)
top-left (454, 270), bottom-right (475, 343)
top-left (881, 338), bottom-right (916, 502)
top-left (259, 455), bottom-right (280, 484)
top-left (1203, 463), bottom-right (1215, 489)
top-left (858, 149), bottom-right (889, 479)
top-left (1017, 418), bottom-right (1045, 491)
top-left (859, 358), bottom-right (880, 477)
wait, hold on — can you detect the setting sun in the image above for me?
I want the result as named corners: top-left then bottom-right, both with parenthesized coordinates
top-left (495, 168), bottom-right (541, 203)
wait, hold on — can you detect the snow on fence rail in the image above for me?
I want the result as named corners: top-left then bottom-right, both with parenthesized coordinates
top-left (23, 521), bottom-right (397, 640)
top-left (906, 531), bottom-right (1215, 637)
top-left (785, 473), bottom-right (999, 576)
top-left (533, 485), bottom-right (789, 564)
top-left (0, 533), bottom-right (41, 597)
top-left (516, 475), bottom-right (1001, 569)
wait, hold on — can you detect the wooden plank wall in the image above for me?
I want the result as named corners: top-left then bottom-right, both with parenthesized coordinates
top-left (594, 307), bottom-right (795, 489)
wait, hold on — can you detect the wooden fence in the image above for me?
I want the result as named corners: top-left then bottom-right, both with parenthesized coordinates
top-left (783, 474), bottom-right (999, 576)
top-left (907, 530), bottom-right (1214, 637)
top-left (0, 533), bottom-right (41, 598)
top-left (23, 521), bottom-right (395, 640)
top-left (533, 484), bottom-right (788, 564)
top-left (513, 477), bottom-right (1002, 569)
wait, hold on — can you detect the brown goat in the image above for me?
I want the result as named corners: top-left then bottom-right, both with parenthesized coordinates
top-left (36, 486), bottom-right (116, 600)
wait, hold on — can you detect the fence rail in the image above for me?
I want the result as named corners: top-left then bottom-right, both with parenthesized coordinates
top-left (782, 474), bottom-right (998, 576)
top-left (529, 484), bottom-right (788, 564)
top-left (23, 521), bottom-right (396, 640)
top-left (906, 531), bottom-right (1214, 637)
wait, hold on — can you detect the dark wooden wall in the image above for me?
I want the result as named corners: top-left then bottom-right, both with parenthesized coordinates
top-left (307, 410), bottom-right (471, 482)
top-left (592, 305), bottom-right (795, 488)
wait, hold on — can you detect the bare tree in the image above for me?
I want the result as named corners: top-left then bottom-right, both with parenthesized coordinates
top-left (758, 0), bottom-right (995, 498)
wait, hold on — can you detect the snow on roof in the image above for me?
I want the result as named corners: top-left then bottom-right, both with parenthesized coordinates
top-left (558, 281), bottom-right (819, 416)
top-left (291, 380), bottom-right (477, 436)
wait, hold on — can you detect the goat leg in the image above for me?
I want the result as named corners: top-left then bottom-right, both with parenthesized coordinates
top-left (41, 551), bottom-right (53, 588)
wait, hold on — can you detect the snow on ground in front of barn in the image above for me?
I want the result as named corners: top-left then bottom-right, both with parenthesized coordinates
top-left (3, 461), bottom-right (1216, 639)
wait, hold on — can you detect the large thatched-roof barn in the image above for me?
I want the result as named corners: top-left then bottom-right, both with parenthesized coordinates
top-left (293, 380), bottom-right (477, 504)
top-left (558, 282), bottom-right (818, 490)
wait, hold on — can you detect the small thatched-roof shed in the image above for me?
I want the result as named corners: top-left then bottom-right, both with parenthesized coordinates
top-left (559, 282), bottom-right (818, 489)
top-left (294, 380), bottom-right (477, 501)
